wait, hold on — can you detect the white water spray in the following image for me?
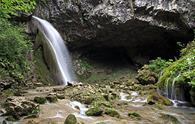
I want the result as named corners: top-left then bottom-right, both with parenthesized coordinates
top-left (32, 16), bottom-right (76, 85)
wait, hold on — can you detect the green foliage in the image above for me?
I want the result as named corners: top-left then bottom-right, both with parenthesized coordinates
top-left (158, 41), bottom-right (195, 88)
top-left (148, 57), bottom-right (172, 74)
top-left (0, 17), bottom-right (32, 82)
top-left (0, 0), bottom-right (36, 18)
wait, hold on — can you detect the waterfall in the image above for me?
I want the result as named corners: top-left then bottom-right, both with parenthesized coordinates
top-left (164, 74), bottom-right (189, 106)
top-left (32, 16), bottom-right (76, 85)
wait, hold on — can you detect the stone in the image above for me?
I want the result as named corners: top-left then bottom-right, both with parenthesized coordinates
top-left (3, 97), bottom-right (40, 120)
top-left (104, 108), bottom-right (120, 118)
top-left (147, 92), bottom-right (172, 106)
top-left (64, 114), bottom-right (77, 124)
top-left (136, 65), bottom-right (158, 85)
top-left (190, 87), bottom-right (195, 106)
top-left (0, 80), bottom-right (13, 91)
top-left (56, 93), bottom-right (65, 99)
top-left (0, 109), bottom-right (6, 116)
top-left (85, 106), bottom-right (103, 116)
top-left (160, 113), bottom-right (180, 124)
top-left (128, 112), bottom-right (141, 118)
top-left (34, 96), bottom-right (47, 104)
top-left (46, 93), bottom-right (58, 103)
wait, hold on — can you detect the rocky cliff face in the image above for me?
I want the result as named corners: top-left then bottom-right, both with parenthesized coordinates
top-left (34, 0), bottom-right (195, 55)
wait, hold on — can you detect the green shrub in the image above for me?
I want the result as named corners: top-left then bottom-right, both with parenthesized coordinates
top-left (148, 57), bottom-right (172, 74)
top-left (0, 0), bottom-right (36, 18)
top-left (158, 41), bottom-right (195, 88)
top-left (0, 17), bottom-right (32, 82)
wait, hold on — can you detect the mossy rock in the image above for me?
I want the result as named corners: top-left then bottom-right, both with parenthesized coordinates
top-left (34, 97), bottom-right (47, 104)
top-left (46, 94), bottom-right (58, 103)
top-left (128, 112), bottom-right (141, 118)
top-left (64, 114), bottom-right (77, 124)
top-left (86, 106), bottom-right (103, 116)
top-left (147, 92), bottom-right (172, 106)
top-left (91, 99), bottom-right (112, 108)
top-left (136, 65), bottom-right (158, 85)
top-left (3, 97), bottom-right (40, 120)
top-left (104, 108), bottom-right (120, 118)
top-left (161, 113), bottom-right (180, 124)
top-left (56, 94), bottom-right (65, 99)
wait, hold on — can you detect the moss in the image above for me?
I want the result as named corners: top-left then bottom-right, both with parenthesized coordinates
top-left (128, 112), bottom-right (141, 119)
top-left (64, 114), bottom-right (77, 124)
top-left (34, 47), bottom-right (55, 85)
top-left (46, 95), bottom-right (58, 103)
top-left (104, 108), bottom-right (120, 118)
top-left (161, 113), bottom-right (179, 124)
top-left (73, 88), bottom-right (105, 104)
top-left (86, 106), bottom-right (103, 116)
top-left (147, 92), bottom-right (172, 106)
top-left (136, 65), bottom-right (158, 85)
top-left (1, 89), bottom-right (15, 98)
top-left (34, 96), bottom-right (47, 104)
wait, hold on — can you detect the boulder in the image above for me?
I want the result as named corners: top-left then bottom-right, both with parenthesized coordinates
top-left (34, 96), bottom-right (47, 104)
top-left (34, 0), bottom-right (194, 55)
top-left (0, 80), bottom-right (14, 91)
top-left (104, 108), bottom-right (120, 118)
top-left (147, 92), bottom-right (172, 106)
top-left (64, 114), bottom-right (77, 124)
top-left (46, 93), bottom-right (58, 103)
top-left (136, 65), bottom-right (158, 85)
top-left (3, 97), bottom-right (40, 120)
top-left (86, 106), bottom-right (103, 116)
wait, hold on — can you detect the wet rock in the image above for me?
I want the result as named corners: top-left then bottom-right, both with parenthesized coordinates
top-left (34, 96), bottom-right (47, 104)
top-left (128, 112), bottom-right (141, 119)
top-left (56, 93), bottom-right (65, 99)
top-left (147, 92), bottom-right (172, 106)
top-left (104, 108), bottom-right (120, 118)
top-left (0, 80), bottom-right (14, 91)
top-left (2, 120), bottom-right (7, 124)
top-left (0, 109), bottom-right (6, 116)
top-left (46, 93), bottom-right (58, 103)
top-left (190, 87), bottom-right (195, 106)
top-left (3, 97), bottom-right (40, 120)
top-left (136, 65), bottom-right (158, 85)
top-left (86, 106), bottom-right (103, 116)
top-left (64, 114), bottom-right (77, 124)
top-left (160, 113), bottom-right (181, 124)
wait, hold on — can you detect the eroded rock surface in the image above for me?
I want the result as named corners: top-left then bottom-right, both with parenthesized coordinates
top-left (34, 0), bottom-right (194, 55)
top-left (3, 97), bottom-right (39, 120)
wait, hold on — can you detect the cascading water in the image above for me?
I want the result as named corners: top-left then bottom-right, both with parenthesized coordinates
top-left (32, 16), bottom-right (76, 85)
top-left (164, 74), bottom-right (189, 106)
